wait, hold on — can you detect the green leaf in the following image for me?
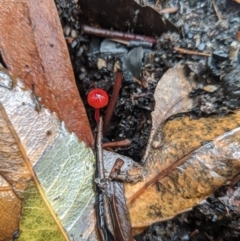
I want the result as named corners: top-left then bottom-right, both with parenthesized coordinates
top-left (19, 181), bottom-right (65, 241)
top-left (34, 127), bottom-right (96, 240)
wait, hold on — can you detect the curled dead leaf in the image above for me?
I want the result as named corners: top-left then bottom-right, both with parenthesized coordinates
top-left (142, 63), bottom-right (194, 164)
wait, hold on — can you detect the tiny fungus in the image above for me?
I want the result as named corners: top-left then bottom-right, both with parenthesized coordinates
top-left (87, 88), bottom-right (109, 122)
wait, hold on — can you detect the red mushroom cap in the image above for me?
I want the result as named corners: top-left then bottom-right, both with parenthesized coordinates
top-left (87, 88), bottom-right (109, 109)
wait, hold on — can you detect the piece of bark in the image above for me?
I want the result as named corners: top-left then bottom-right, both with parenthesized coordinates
top-left (0, 0), bottom-right (93, 146)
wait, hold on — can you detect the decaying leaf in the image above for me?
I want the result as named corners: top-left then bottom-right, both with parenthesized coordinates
top-left (0, 70), bottom-right (98, 240)
top-left (78, 0), bottom-right (178, 36)
top-left (142, 63), bottom-right (194, 164)
top-left (0, 175), bottom-right (21, 240)
top-left (0, 0), bottom-right (93, 146)
top-left (0, 103), bottom-right (31, 240)
top-left (125, 113), bottom-right (240, 228)
top-left (18, 181), bottom-right (65, 241)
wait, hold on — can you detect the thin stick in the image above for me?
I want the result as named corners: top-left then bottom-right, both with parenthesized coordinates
top-left (174, 46), bottom-right (211, 57)
top-left (103, 71), bottom-right (123, 134)
top-left (82, 25), bottom-right (157, 45)
top-left (95, 117), bottom-right (115, 239)
top-left (161, 7), bottom-right (179, 14)
top-left (96, 116), bottom-right (104, 178)
top-left (102, 139), bottom-right (131, 148)
top-left (212, 0), bottom-right (222, 21)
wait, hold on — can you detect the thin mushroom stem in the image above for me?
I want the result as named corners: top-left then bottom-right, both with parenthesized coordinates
top-left (103, 71), bottom-right (123, 135)
top-left (94, 108), bottom-right (100, 123)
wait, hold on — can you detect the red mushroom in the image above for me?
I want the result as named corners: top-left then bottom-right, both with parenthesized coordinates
top-left (87, 88), bottom-right (109, 122)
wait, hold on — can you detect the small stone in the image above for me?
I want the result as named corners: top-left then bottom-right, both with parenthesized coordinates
top-left (97, 58), bottom-right (107, 69)
top-left (193, 34), bottom-right (200, 48)
top-left (187, 32), bottom-right (193, 39)
top-left (152, 141), bottom-right (162, 149)
top-left (71, 40), bottom-right (78, 48)
top-left (76, 47), bottom-right (84, 57)
top-left (71, 29), bottom-right (78, 38)
top-left (198, 43), bottom-right (205, 51)
top-left (205, 41), bottom-right (213, 50)
top-left (79, 73), bottom-right (86, 80)
top-left (229, 41), bottom-right (239, 61)
top-left (64, 25), bottom-right (71, 36)
top-left (203, 85), bottom-right (218, 92)
top-left (80, 67), bottom-right (86, 73)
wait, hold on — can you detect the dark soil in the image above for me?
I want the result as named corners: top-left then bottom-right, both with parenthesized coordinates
top-left (55, 0), bottom-right (240, 240)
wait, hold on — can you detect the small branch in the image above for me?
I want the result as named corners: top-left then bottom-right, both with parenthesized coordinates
top-left (96, 116), bottom-right (104, 179)
top-left (212, 0), bottom-right (222, 21)
top-left (81, 25), bottom-right (157, 45)
top-left (103, 139), bottom-right (131, 148)
top-left (161, 7), bottom-right (179, 14)
top-left (95, 117), bottom-right (115, 240)
top-left (174, 46), bottom-right (211, 57)
top-left (103, 71), bottom-right (123, 134)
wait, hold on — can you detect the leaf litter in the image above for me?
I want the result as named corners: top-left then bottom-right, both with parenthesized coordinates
top-left (55, 0), bottom-right (240, 239)
top-left (0, 0), bottom-right (240, 240)
top-left (0, 67), bottom-right (140, 241)
top-left (0, 70), bottom-right (97, 241)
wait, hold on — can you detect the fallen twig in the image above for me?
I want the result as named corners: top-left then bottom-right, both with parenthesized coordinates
top-left (81, 25), bottom-right (157, 45)
top-left (212, 0), bottom-right (222, 21)
top-left (103, 139), bottom-right (131, 148)
top-left (174, 46), bottom-right (211, 57)
top-left (161, 7), bottom-right (179, 14)
top-left (103, 71), bottom-right (123, 134)
top-left (95, 117), bottom-right (115, 240)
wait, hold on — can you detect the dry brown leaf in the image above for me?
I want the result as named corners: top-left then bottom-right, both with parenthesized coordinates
top-left (141, 63), bottom-right (194, 164)
top-left (0, 104), bottom-right (30, 240)
top-left (124, 113), bottom-right (240, 228)
top-left (0, 175), bottom-right (21, 240)
top-left (0, 0), bottom-right (93, 146)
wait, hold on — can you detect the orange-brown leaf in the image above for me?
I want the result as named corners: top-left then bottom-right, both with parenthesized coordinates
top-left (0, 0), bottom-right (93, 146)
top-left (125, 113), bottom-right (240, 228)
